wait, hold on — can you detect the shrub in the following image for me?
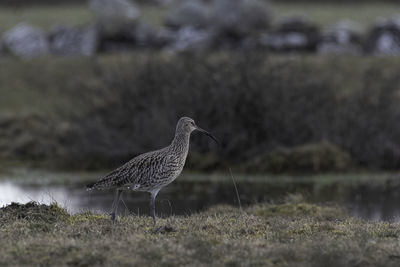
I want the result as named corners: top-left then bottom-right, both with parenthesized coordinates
top-left (61, 53), bottom-right (400, 172)
top-left (242, 141), bottom-right (352, 173)
top-left (2, 53), bottom-right (400, 172)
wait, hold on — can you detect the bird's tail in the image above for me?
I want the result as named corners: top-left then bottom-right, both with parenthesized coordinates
top-left (86, 182), bottom-right (97, 191)
top-left (86, 176), bottom-right (116, 191)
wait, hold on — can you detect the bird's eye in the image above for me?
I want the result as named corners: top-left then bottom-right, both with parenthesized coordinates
top-left (190, 121), bottom-right (195, 125)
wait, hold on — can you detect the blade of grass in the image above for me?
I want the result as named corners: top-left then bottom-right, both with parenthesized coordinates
top-left (228, 167), bottom-right (242, 211)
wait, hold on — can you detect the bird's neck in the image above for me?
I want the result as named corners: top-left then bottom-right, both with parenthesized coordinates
top-left (171, 130), bottom-right (191, 155)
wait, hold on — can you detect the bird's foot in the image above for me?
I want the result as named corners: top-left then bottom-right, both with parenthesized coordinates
top-left (110, 213), bottom-right (116, 221)
top-left (151, 225), bottom-right (177, 234)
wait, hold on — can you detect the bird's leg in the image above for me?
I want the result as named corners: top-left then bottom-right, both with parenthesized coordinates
top-left (149, 189), bottom-right (177, 234)
top-left (110, 189), bottom-right (123, 221)
top-left (150, 190), bottom-right (159, 225)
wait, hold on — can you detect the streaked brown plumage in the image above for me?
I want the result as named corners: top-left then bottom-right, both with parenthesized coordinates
top-left (87, 117), bottom-right (218, 224)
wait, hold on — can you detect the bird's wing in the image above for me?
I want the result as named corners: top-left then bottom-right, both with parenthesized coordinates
top-left (86, 160), bottom-right (133, 190)
top-left (86, 147), bottom-right (168, 190)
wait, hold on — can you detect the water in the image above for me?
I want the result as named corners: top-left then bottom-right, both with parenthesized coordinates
top-left (2, 169), bottom-right (400, 222)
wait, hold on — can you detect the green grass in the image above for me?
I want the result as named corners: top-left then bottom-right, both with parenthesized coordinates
top-left (1, 200), bottom-right (400, 266)
top-left (0, 2), bottom-right (399, 34)
top-left (0, 56), bottom-right (104, 116)
top-left (274, 2), bottom-right (400, 29)
top-left (0, 5), bottom-right (93, 33)
top-left (0, 4), bottom-right (168, 33)
top-left (139, 4), bottom-right (168, 26)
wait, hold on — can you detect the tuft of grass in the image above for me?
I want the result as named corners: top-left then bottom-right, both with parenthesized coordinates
top-left (1, 201), bottom-right (400, 266)
top-left (65, 212), bottom-right (108, 225)
top-left (0, 201), bottom-right (69, 223)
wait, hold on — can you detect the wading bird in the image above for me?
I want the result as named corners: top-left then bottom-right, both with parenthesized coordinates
top-left (87, 117), bottom-right (219, 225)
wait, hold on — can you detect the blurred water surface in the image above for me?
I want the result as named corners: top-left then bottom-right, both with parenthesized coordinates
top-left (1, 168), bottom-right (400, 222)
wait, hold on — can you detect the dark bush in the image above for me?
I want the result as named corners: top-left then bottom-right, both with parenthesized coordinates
top-left (241, 141), bottom-right (351, 173)
top-left (2, 53), bottom-right (400, 173)
top-left (62, 53), bottom-right (400, 172)
top-left (69, 53), bottom-right (336, 170)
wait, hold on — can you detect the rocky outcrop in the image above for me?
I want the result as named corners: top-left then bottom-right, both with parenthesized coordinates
top-left (211, 0), bottom-right (271, 37)
top-left (49, 25), bottom-right (99, 56)
top-left (168, 26), bottom-right (213, 52)
top-left (2, 3), bottom-right (400, 56)
top-left (165, 0), bottom-right (209, 29)
top-left (2, 23), bottom-right (49, 58)
top-left (259, 17), bottom-right (320, 51)
top-left (98, 21), bottom-right (156, 52)
top-left (89, 0), bottom-right (140, 36)
top-left (318, 20), bottom-right (363, 55)
top-left (365, 16), bottom-right (400, 55)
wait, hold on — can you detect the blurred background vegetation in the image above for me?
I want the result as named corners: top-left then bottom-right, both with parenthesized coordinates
top-left (0, 0), bottom-right (400, 174)
top-left (0, 1), bottom-right (399, 32)
top-left (3, 3), bottom-right (400, 265)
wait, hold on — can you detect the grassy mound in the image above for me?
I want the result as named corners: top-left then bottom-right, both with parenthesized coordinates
top-left (0, 201), bottom-right (68, 222)
top-left (1, 200), bottom-right (400, 266)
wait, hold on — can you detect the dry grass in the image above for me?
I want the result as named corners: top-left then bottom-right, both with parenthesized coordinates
top-left (1, 200), bottom-right (400, 266)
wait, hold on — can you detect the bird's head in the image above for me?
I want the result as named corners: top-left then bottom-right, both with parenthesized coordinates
top-left (176, 117), bottom-right (219, 144)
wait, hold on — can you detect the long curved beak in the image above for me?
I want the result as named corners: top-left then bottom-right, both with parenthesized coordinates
top-left (195, 125), bottom-right (220, 146)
